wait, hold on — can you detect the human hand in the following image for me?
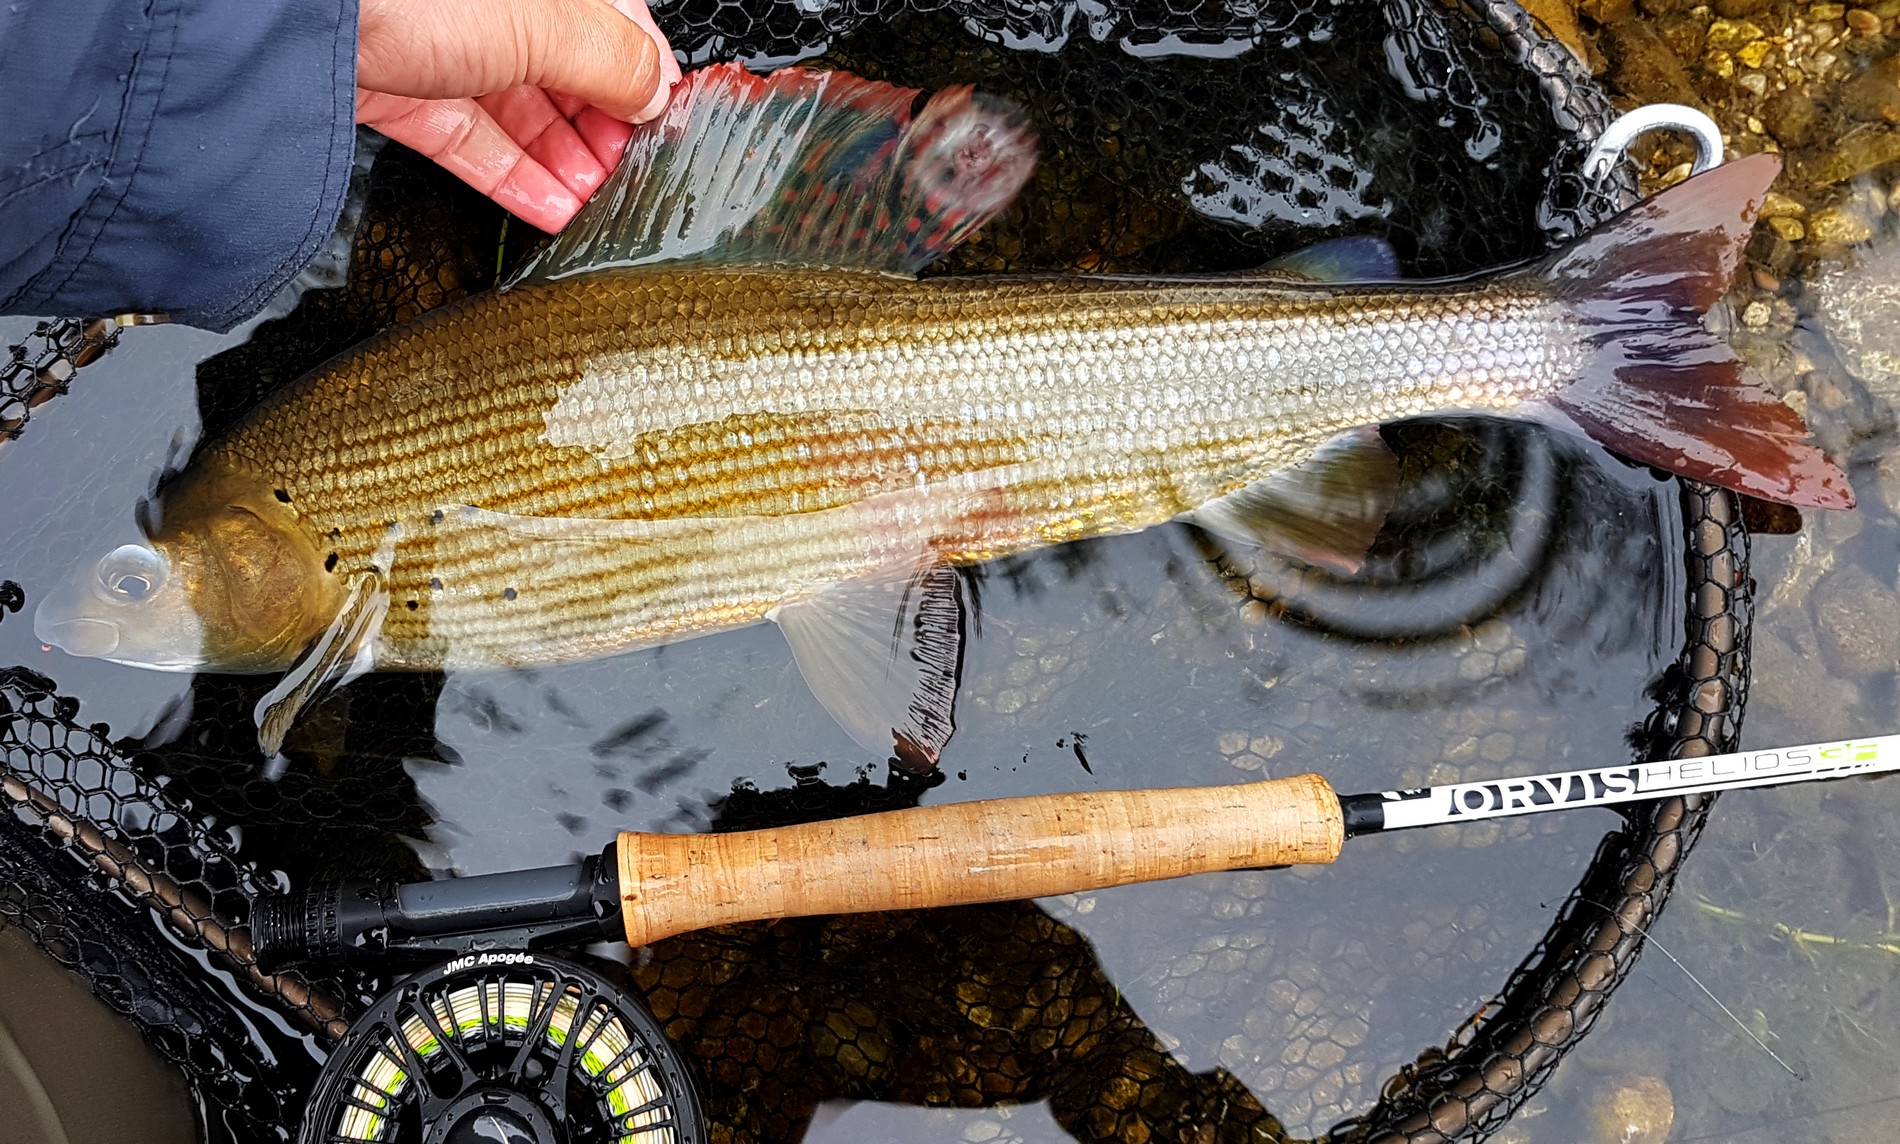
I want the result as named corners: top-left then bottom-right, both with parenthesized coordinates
top-left (356, 0), bottom-right (683, 233)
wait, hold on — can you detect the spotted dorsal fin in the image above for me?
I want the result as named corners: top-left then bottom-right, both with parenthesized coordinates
top-left (514, 63), bottom-right (1038, 284)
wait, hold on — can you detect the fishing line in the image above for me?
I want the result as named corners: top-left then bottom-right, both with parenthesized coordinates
top-left (1572, 897), bottom-right (1801, 1081)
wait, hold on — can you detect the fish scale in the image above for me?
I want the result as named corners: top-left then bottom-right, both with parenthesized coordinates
top-left (206, 266), bottom-right (1572, 669)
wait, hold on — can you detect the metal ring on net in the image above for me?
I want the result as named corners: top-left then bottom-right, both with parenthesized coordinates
top-left (0, 5), bottom-right (1753, 1143)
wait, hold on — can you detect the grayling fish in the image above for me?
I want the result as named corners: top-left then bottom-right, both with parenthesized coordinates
top-left (34, 64), bottom-right (1850, 766)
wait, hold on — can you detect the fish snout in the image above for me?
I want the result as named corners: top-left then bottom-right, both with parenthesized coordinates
top-left (34, 611), bottom-right (121, 658)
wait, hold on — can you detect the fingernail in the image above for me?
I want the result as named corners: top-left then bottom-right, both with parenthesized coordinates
top-left (630, 35), bottom-right (674, 123)
top-left (633, 84), bottom-right (671, 124)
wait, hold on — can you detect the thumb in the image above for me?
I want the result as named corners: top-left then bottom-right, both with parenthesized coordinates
top-left (357, 0), bottom-right (672, 121)
top-left (514, 0), bottom-right (671, 121)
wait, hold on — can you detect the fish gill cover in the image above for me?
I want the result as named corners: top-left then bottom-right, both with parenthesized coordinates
top-left (0, 2), bottom-right (1754, 1143)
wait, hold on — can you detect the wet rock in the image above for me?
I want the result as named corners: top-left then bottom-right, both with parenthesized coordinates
top-left (1876, 449), bottom-right (1900, 513)
top-left (1707, 17), bottom-right (1768, 48)
top-left (1579, 0), bottom-right (1635, 21)
top-left (1586, 1074), bottom-right (1675, 1144)
top-left (1809, 204), bottom-right (1877, 244)
top-left (1749, 226), bottom-right (1800, 274)
top-left (1805, 125), bottom-right (1900, 184)
top-left (1715, 0), bottom-right (1769, 16)
top-left (1841, 52), bottom-right (1900, 122)
top-left (1752, 625), bottom-right (1857, 733)
top-left (1770, 214), bottom-right (1809, 241)
top-left (1603, 20), bottom-right (1702, 104)
top-left (1518, 0), bottom-right (1591, 57)
top-left (1760, 190), bottom-right (1809, 218)
top-left (1764, 87), bottom-right (1825, 146)
top-left (1705, 1052), bottom-right (1779, 1116)
top-left (1811, 563), bottom-right (1900, 676)
top-left (1808, 241), bottom-right (1900, 397)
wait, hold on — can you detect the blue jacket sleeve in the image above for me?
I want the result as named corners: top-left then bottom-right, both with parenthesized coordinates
top-left (0, 0), bottom-right (360, 332)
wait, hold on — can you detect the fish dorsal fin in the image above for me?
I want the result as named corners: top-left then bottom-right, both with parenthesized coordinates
top-left (1261, 236), bottom-right (1402, 282)
top-left (515, 63), bottom-right (1038, 283)
top-left (1183, 427), bottom-right (1399, 574)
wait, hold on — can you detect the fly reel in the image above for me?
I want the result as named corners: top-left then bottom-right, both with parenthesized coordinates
top-left (301, 952), bottom-right (704, 1144)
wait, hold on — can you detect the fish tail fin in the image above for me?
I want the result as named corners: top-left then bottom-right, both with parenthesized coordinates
top-left (1533, 153), bottom-right (1853, 510)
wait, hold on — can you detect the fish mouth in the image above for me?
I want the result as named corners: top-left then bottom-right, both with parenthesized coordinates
top-left (34, 613), bottom-right (121, 658)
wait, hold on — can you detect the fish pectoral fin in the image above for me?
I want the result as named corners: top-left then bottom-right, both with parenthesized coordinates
top-left (1260, 236), bottom-right (1403, 282)
top-left (1182, 427), bottom-right (1400, 575)
top-left (770, 561), bottom-right (968, 774)
top-left (511, 62), bottom-right (1037, 283)
top-left (254, 569), bottom-right (389, 760)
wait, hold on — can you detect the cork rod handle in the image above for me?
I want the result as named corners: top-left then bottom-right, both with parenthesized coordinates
top-left (616, 773), bottom-right (1344, 947)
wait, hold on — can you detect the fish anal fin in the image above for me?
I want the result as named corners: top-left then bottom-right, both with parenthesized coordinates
top-left (1183, 428), bottom-right (1400, 574)
top-left (771, 561), bottom-right (967, 773)
top-left (515, 63), bottom-right (1037, 283)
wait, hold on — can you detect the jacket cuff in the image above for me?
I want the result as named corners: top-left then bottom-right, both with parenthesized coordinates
top-left (7, 0), bottom-right (359, 331)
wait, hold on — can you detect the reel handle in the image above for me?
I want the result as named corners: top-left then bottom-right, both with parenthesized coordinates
top-left (616, 772), bottom-right (1343, 946)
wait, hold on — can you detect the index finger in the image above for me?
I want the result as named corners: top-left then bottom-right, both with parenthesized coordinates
top-left (359, 91), bottom-right (585, 233)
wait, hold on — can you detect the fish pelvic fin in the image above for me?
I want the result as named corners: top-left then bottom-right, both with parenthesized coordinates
top-left (1532, 153), bottom-right (1852, 510)
top-left (771, 561), bottom-right (967, 775)
top-left (514, 63), bottom-right (1037, 284)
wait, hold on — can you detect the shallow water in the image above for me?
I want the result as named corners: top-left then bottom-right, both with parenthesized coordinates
top-left (8, 3), bottom-right (1900, 1142)
top-left (0, 315), bottom-right (1692, 1140)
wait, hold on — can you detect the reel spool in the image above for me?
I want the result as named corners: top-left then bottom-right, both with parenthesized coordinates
top-left (301, 952), bottom-right (704, 1144)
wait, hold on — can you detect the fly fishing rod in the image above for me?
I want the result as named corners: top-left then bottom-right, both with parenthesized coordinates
top-left (253, 733), bottom-right (1897, 967)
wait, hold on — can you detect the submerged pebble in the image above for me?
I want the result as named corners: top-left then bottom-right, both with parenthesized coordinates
top-left (1586, 1074), bottom-right (1676, 1144)
top-left (1808, 204), bottom-right (1877, 244)
top-left (1808, 241), bottom-right (1900, 397)
top-left (1812, 563), bottom-right (1900, 675)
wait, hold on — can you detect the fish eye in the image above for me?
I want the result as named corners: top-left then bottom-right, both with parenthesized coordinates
top-left (96, 544), bottom-right (168, 603)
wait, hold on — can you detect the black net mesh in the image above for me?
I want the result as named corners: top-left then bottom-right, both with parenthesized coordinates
top-left (0, 317), bottom-right (120, 442)
top-left (0, 2), bottom-right (1749, 1142)
top-left (0, 667), bottom-right (345, 1144)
